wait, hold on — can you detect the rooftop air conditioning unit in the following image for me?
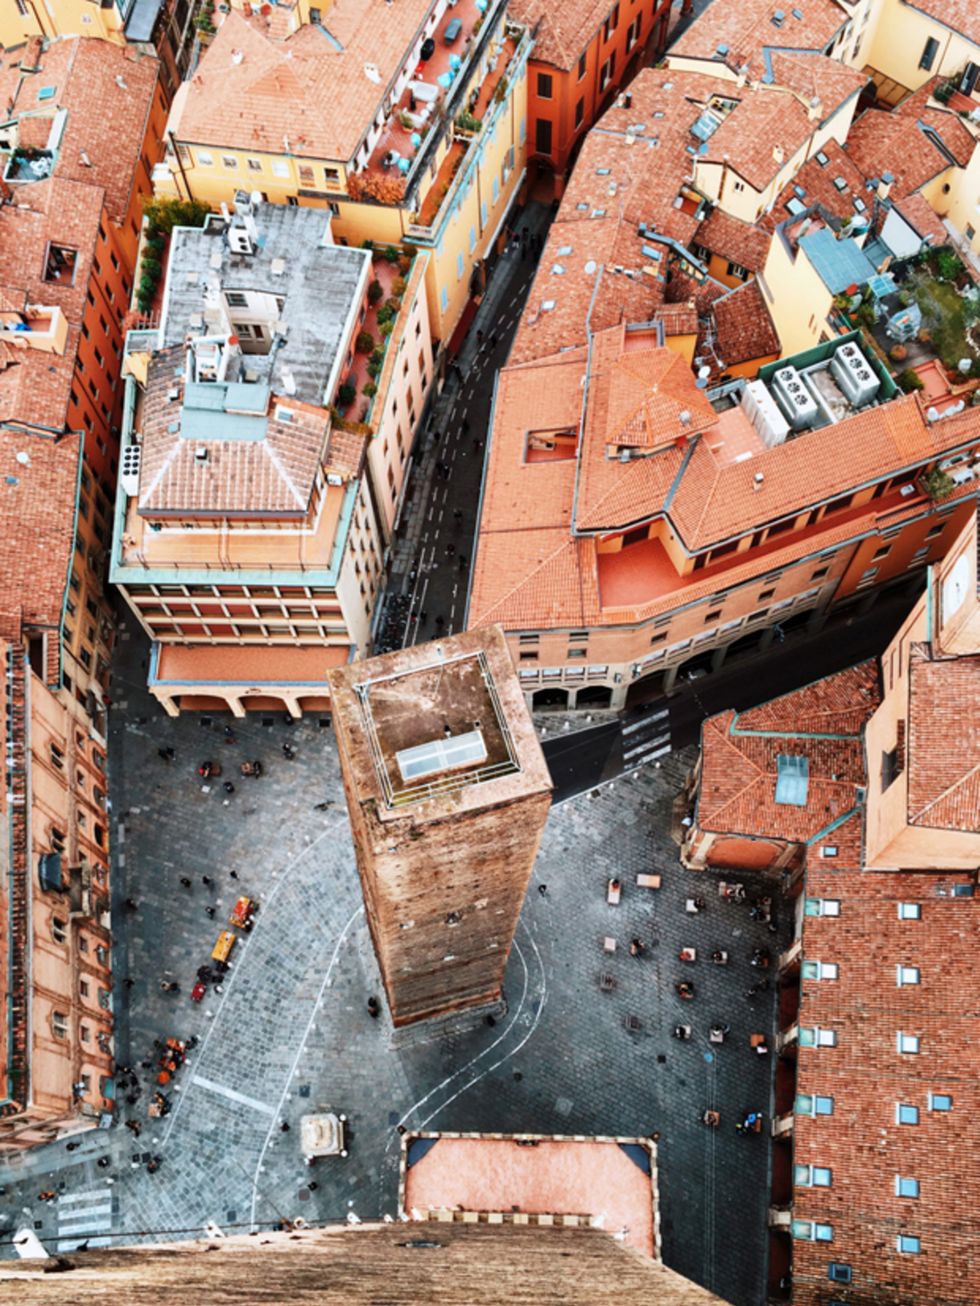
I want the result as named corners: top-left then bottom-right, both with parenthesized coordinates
top-left (741, 379), bottom-right (790, 448)
top-left (326, 472), bottom-right (344, 487)
top-left (831, 349), bottom-right (880, 405)
top-left (771, 365), bottom-right (818, 431)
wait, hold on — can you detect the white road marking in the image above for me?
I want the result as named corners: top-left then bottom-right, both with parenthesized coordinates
top-left (622, 709), bottom-right (669, 736)
top-left (190, 1076), bottom-right (275, 1116)
top-left (248, 904), bottom-right (365, 1230)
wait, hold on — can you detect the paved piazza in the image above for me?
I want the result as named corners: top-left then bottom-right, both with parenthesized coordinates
top-left (0, 620), bottom-right (785, 1305)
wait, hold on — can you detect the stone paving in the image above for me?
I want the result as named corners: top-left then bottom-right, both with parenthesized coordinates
top-left (0, 617), bottom-right (784, 1304)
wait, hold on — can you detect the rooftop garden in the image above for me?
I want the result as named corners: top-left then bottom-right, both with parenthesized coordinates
top-left (334, 243), bottom-right (414, 428)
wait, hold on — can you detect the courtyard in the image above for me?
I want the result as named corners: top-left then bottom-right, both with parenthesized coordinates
top-left (0, 615), bottom-right (785, 1305)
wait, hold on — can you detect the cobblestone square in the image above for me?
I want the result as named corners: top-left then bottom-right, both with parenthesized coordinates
top-left (1, 617), bottom-right (786, 1304)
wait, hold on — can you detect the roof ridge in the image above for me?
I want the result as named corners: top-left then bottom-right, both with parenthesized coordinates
top-left (262, 437), bottom-right (308, 511)
top-left (474, 535), bottom-right (582, 627)
top-left (909, 757), bottom-right (980, 826)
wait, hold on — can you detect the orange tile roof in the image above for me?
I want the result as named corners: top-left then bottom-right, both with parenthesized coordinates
top-left (137, 345), bottom-right (356, 515)
top-left (844, 100), bottom-right (973, 200)
top-left (508, 0), bottom-right (613, 71)
top-left (709, 279), bottom-right (780, 372)
top-left (0, 36), bottom-right (160, 224)
top-left (694, 660), bottom-right (880, 841)
top-left (694, 208), bottom-right (772, 273)
top-left (171, 4), bottom-right (437, 164)
top-left (511, 68), bottom-right (735, 366)
top-left (705, 89), bottom-right (813, 191)
top-left (906, 647), bottom-right (980, 833)
top-left (793, 864), bottom-right (978, 1305)
top-left (574, 325), bottom-right (715, 531)
top-left (0, 427), bottom-right (80, 641)
top-left (670, 0), bottom-right (850, 75)
top-left (893, 191), bottom-right (949, 247)
top-left (763, 137), bottom-right (869, 231)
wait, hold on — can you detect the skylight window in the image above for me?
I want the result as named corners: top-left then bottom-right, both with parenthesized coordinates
top-left (396, 729), bottom-right (487, 783)
top-left (775, 753), bottom-right (809, 805)
top-left (833, 176), bottom-right (848, 192)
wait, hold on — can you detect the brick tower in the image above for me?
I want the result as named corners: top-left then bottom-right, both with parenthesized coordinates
top-left (329, 626), bottom-right (552, 1027)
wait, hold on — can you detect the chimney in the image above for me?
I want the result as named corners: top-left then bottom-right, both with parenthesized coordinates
top-left (877, 171), bottom-right (894, 201)
top-left (808, 95), bottom-right (822, 122)
top-left (753, 472), bottom-right (765, 491)
top-left (772, 145), bottom-right (785, 166)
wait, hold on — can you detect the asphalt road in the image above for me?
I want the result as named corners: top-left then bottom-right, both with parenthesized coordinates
top-left (544, 583), bottom-right (917, 803)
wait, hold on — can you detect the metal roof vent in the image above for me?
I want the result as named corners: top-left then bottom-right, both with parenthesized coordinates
top-left (194, 446), bottom-right (209, 463)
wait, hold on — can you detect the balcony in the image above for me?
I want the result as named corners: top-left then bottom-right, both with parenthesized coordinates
top-left (0, 303), bottom-right (68, 354)
top-left (355, 0), bottom-right (504, 202)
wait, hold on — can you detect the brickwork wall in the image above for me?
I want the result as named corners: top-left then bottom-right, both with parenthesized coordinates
top-left (354, 789), bottom-right (552, 1025)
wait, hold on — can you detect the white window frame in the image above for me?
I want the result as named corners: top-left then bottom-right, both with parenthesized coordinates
top-left (802, 960), bottom-right (839, 981)
top-left (795, 1163), bottom-right (832, 1187)
top-left (897, 902), bottom-right (921, 920)
top-left (805, 897), bottom-right (841, 917)
top-left (928, 1092), bottom-right (952, 1112)
top-left (897, 1032), bottom-right (920, 1054)
top-left (897, 965), bottom-right (920, 987)
top-left (897, 1234), bottom-right (921, 1254)
top-left (896, 1103), bottom-right (919, 1125)
top-left (895, 1175), bottom-right (919, 1198)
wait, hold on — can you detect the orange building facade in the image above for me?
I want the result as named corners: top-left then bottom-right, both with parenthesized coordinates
top-left (0, 36), bottom-right (166, 720)
top-left (0, 639), bottom-right (113, 1152)
top-left (678, 514), bottom-right (980, 1305)
top-left (514, 0), bottom-right (673, 182)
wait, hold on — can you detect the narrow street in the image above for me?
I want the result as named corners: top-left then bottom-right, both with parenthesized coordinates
top-left (376, 199), bottom-right (554, 652)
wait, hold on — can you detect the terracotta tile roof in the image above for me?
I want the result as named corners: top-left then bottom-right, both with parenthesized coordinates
top-left (694, 660), bottom-right (879, 841)
top-left (137, 345), bottom-right (351, 515)
top-left (172, 4), bottom-right (436, 164)
top-left (670, 0), bottom-right (850, 76)
top-left (906, 648), bottom-right (980, 833)
top-left (903, 0), bottom-right (980, 45)
top-left (694, 208), bottom-right (772, 273)
top-left (0, 176), bottom-right (105, 430)
top-left (0, 427), bottom-right (80, 639)
top-left (510, 69), bottom-right (731, 365)
top-left (654, 302), bottom-right (699, 336)
top-left (893, 190), bottom-right (949, 246)
top-left (508, 0), bottom-right (611, 71)
top-left (793, 864), bottom-right (978, 1305)
top-left (709, 279), bottom-right (780, 372)
top-left (845, 101), bottom-right (973, 200)
top-left (763, 137), bottom-right (869, 231)
top-left (0, 36), bottom-right (160, 225)
top-left (574, 325), bottom-right (715, 531)
top-left (705, 89), bottom-right (814, 191)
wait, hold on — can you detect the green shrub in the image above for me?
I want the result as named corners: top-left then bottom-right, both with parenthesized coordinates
top-left (355, 330), bottom-right (375, 354)
top-left (140, 254), bottom-right (161, 278)
top-left (383, 244), bottom-right (400, 263)
top-left (384, 296), bottom-right (402, 314)
top-left (921, 466), bottom-right (954, 500)
top-left (376, 303), bottom-right (394, 325)
top-left (379, 319), bottom-right (394, 337)
top-left (367, 279), bottom-right (384, 305)
top-left (143, 196), bottom-right (210, 235)
top-left (935, 249), bottom-right (964, 282)
top-left (897, 368), bottom-right (924, 393)
top-left (363, 381), bottom-right (378, 397)
top-left (391, 276), bottom-right (408, 297)
top-left (367, 356), bottom-right (383, 379)
top-left (336, 381), bottom-right (357, 408)
top-left (370, 347), bottom-right (385, 366)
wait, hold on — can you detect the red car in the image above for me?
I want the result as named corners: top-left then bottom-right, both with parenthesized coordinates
top-left (191, 981), bottom-right (207, 1002)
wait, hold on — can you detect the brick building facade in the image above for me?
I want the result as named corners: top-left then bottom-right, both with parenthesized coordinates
top-left (329, 626), bottom-right (551, 1027)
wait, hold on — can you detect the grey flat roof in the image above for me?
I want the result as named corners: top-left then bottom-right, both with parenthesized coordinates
top-left (162, 205), bottom-right (369, 407)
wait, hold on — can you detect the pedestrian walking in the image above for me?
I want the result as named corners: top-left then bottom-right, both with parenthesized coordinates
top-left (202, 875), bottom-right (213, 887)
top-left (282, 742), bottom-right (295, 760)
top-left (223, 781), bottom-right (235, 794)
top-left (280, 1121), bottom-right (291, 1133)
top-left (313, 801), bottom-right (330, 811)
top-left (538, 884), bottom-right (547, 896)
top-left (367, 996), bottom-right (380, 1019)
top-left (157, 747), bottom-right (173, 763)
top-left (97, 1156), bottom-right (110, 1169)
top-left (38, 1190), bottom-right (57, 1203)
top-left (124, 977), bottom-right (135, 989)
top-left (146, 1157), bottom-right (161, 1174)
top-left (66, 1140), bottom-right (81, 1152)
top-left (476, 329), bottom-right (484, 348)
top-left (229, 869), bottom-right (239, 879)
top-left (489, 332), bottom-right (498, 349)
top-left (205, 906), bottom-right (216, 919)
top-left (180, 876), bottom-right (192, 889)
top-left (307, 1181), bottom-right (319, 1192)
top-left (457, 555), bottom-right (467, 571)
top-left (125, 898), bottom-right (138, 912)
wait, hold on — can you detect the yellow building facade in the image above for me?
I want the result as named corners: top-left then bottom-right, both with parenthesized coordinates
top-left (856, 0), bottom-right (980, 101)
top-left (154, 0), bottom-right (532, 348)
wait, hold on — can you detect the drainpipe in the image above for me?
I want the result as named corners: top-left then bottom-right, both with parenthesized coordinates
top-left (168, 129), bottom-right (193, 203)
